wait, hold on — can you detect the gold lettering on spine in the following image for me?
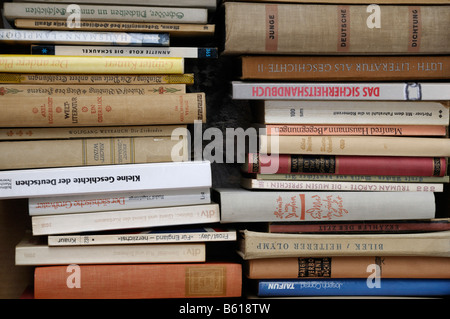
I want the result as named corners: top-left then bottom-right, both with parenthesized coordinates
top-left (409, 6), bottom-right (421, 52)
top-left (265, 5), bottom-right (278, 52)
top-left (337, 6), bottom-right (350, 52)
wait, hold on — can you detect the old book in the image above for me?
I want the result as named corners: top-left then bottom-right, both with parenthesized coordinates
top-left (238, 230), bottom-right (450, 259)
top-left (15, 0), bottom-right (218, 9)
top-left (241, 178), bottom-right (443, 192)
top-left (240, 55), bottom-right (450, 81)
top-left (31, 203), bottom-right (221, 235)
top-left (29, 187), bottom-right (210, 215)
top-left (3, 3), bottom-right (208, 24)
top-left (213, 188), bottom-right (436, 223)
top-left (14, 19), bottom-right (215, 37)
top-left (0, 55), bottom-right (182, 74)
top-left (48, 227), bottom-right (236, 246)
top-left (32, 45), bottom-right (218, 59)
top-left (0, 136), bottom-right (188, 170)
top-left (15, 235), bottom-right (206, 265)
top-left (0, 161), bottom-right (212, 199)
top-left (244, 153), bottom-right (448, 177)
top-left (0, 29), bottom-right (170, 46)
top-left (259, 135), bottom-right (450, 157)
top-left (223, 2), bottom-right (450, 54)
top-left (256, 100), bottom-right (449, 125)
top-left (232, 81), bottom-right (450, 101)
top-left (0, 73), bottom-right (195, 84)
top-left (0, 93), bottom-right (205, 127)
top-left (34, 263), bottom-right (242, 299)
top-left (230, 0), bottom-right (450, 3)
top-left (246, 256), bottom-right (450, 279)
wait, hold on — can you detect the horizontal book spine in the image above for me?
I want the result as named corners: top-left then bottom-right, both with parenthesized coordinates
top-left (261, 100), bottom-right (449, 125)
top-left (236, 0), bottom-right (450, 3)
top-left (256, 174), bottom-right (449, 183)
top-left (215, 190), bottom-right (435, 222)
top-left (3, 3), bottom-right (208, 24)
top-left (224, 3), bottom-right (450, 54)
top-left (247, 256), bottom-right (450, 279)
top-left (31, 203), bottom-right (221, 235)
top-left (32, 45), bottom-right (219, 58)
top-left (16, 0), bottom-right (217, 9)
top-left (265, 124), bottom-right (448, 136)
top-left (0, 55), bottom-right (182, 74)
top-left (29, 187), bottom-right (210, 215)
top-left (14, 19), bottom-right (215, 37)
top-left (259, 135), bottom-right (450, 157)
top-left (241, 178), bottom-right (443, 192)
top-left (232, 81), bottom-right (450, 100)
top-left (246, 153), bottom-right (447, 177)
top-left (241, 55), bottom-right (450, 81)
top-left (0, 73), bottom-right (195, 84)
top-left (0, 161), bottom-right (212, 199)
top-left (0, 92), bottom-right (205, 127)
top-left (257, 279), bottom-right (450, 296)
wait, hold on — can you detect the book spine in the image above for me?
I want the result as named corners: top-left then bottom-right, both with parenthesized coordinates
top-left (232, 0), bottom-right (450, 3)
top-left (241, 178), bottom-right (443, 192)
top-left (256, 174), bottom-right (449, 183)
top-left (0, 73), bottom-right (195, 84)
top-left (14, 19), bottom-right (216, 37)
top-left (265, 124), bottom-right (448, 136)
top-left (3, 3), bottom-right (208, 24)
top-left (0, 161), bottom-right (212, 199)
top-left (246, 153), bottom-right (447, 177)
top-left (29, 187), bottom-right (210, 215)
top-left (261, 100), bottom-right (449, 125)
top-left (216, 190), bottom-right (436, 223)
top-left (0, 30), bottom-right (171, 46)
top-left (31, 203), bottom-right (221, 235)
top-left (32, 45), bottom-right (219, 59)
top-left (0, 55), bottom-right (182, 74)
top-left (224, 3), bottom-right (450, 54)
top-left (15, 0), bottom-right (217, 9)
top-left (0, 93), bottom-right (205, 127)
top-left (247, 256), bottom-right (450, 279)
top-left (259, 135), bottom-right (450, 157)
top-left (232, 81), bottom-right (450, 100)
top-left (257, 279), bottom-right (450, 296)
top-left (241, 55), bottom-right (450, 81)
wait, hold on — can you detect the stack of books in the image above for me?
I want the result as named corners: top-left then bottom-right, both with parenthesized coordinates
top-left (0, 0), bottom-right (242, 299)
top-left (218, 0), bottom-right (450, 298)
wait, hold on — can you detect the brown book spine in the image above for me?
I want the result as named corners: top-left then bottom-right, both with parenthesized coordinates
top-left (241, 56), bottom-right (450, 81)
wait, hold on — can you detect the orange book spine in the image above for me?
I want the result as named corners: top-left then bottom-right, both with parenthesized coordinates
top-left (35, 263), bottom-right (242, 299)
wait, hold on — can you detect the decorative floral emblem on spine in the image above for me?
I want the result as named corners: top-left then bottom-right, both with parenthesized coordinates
top-left (153, 86), bottom-right (182, 94)
top-left (0, 87), bottom-right (24, 95)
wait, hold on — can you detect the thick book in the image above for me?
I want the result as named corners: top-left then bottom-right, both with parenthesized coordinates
top-left (29, 187), bottom-right (210, 215)
top-left (247, 256), bottom-right (450, 279)
top-left (0, 136), bottom-right (189, 170)
top-left (0, 55), bottom-right (182, 74)
top-left (0, 92), bottom-right (205, 127)
top-left (259, 135), bottom-right (450, 157)
top-left (31, 203), bottom-right (221, 235)
top-left (14, 19), bottom-right (215, 37)
top-left (0, 73), bottom-right (195, 84)
top-left (232, 81), bottom-right (450, 101)
top-left (34, 263), bottom-right (242, 299)
top-left (223, 2), bottom-right (450, 55)
top-left (3, 3), bottom-right (208, 24)
top-left (268, 218), bottom-right (450, 234)
top-left (48, 227), bottom-right (236, 246)
top-left (256, 278), bottom-right (450, 297)
top-left (256, 100), bottom-right (449, 125)
top-left (32, 45), bottom-right (219, 59)
top-left (240, 55), bottom-right (450, 81)
top-left (238, 230), bottom-right (450, 259)
top-left (213, 188), bottom-right (436, 223)
top-left (15, 235), bottom-right (206, 265)
top-left (0, 29), bottom-right (170, 46)
top-left (245, 153), bottom-right (447, 177)
top-left (0, 161), bottom-right (212, 199)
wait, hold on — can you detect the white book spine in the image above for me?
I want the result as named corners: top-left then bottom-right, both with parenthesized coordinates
top-left (215, 189), bottom-right (435, 223)
top-left (29, 187), bottom-right (211, 215)
top-left (32, 203), bottom-right (220, 235)
top-left (232, 81), bottom-right (450, 101)
top-left (0, 161), bottom-right (211, 199)
top-left (263, 101), bottom-right (449, 125)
